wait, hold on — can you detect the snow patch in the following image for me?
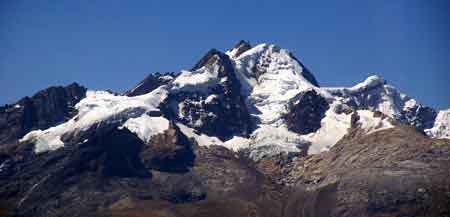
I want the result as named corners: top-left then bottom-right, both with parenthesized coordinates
top-left (348, 75), bottom-right (386, 92)
top-left (159, 75), bottom-right (174, 81)
top-left (177, 124), bottom-right (253, 153)
top-left (21, 124), bottom-right (68, 153)
top-left (357, 110), bottom-right (394, 134)
top-left (302, 102), bottom-right (352, 155)
top-left (425, 109), bottom-right (450, 139)
top-left (403, 99), bottom-right (418, 110)
top-left (172, 57), bottom-right (222, 93)
top-left (176, 123), bottom-right (223, 147)
top-left (223, 136), bottom-right (251, 151)
top-left (0, 162), bottom-right (4, 171)
top-left (122, 115), bottom-right (170, 143)
top-left (205, 94), bottom-right (218, 104)
top-left (301, 103), bottom-right (394, 155)
top-left (247, 125), bottom-right (306, 160)
top-left (177, 122), bottom-right (307, 160)
top-left (226, 48), bottom-right (240, 59)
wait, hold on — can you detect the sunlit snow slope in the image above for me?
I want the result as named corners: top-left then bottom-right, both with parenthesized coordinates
top-left (21, 87), bottom-right (169, 153)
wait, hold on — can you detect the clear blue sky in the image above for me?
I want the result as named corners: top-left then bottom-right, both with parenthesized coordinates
top-left (1, 0), bottom-right (449, 109)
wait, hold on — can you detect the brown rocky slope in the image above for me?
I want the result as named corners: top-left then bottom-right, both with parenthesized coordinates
top-left (256, 125), bottom-right (450, 217)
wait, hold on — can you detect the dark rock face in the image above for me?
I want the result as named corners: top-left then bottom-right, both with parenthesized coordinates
top-left (86, 127), bottom-right (150, 178)
top-left (399, 104), bottom-right (438, 132)
top-left (283, 90), bottom-right (329, 135)
top-left (140, 123), bottom-right (195, 173)
top-left (191, 48), bottom-right (223, 71)
top-left (0, 126), bottom-right (184, 216)
top-left (0, 125), bottom-right (286, 217)
top-left (0, 83), bottom-right (86, 147)
top-left (162, 49), bottom-right (252, 140)
top-left (59, 122), bottom-right (195, 175)
top-left (125, 72), bottom-right (176, 97)
top-left (0, 127), bottom-right (152, 217)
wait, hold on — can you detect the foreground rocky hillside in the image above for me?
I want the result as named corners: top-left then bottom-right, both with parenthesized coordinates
top-left (0, 41), bottom-right (449, 217)
top-left (257, 126), bottom-right (450, 217)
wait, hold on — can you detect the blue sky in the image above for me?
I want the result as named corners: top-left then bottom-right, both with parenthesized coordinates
top-left (1, 0), bottom-right (449, 108)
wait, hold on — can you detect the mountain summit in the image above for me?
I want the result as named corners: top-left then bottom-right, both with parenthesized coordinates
top-left (0, 41), bottom-right (449, 217)
top-left (17, 41), bottom-right (445, 157)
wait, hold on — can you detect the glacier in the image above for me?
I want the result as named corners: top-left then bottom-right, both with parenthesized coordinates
top-left (21, 86), bottom-right (169, 153)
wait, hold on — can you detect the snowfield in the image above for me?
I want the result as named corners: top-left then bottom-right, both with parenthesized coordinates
top-left (301, 103), bottom-right (394, 155)
top-left (324, 75), bottom-right (411, 118)
top-left (21, 86), bottom-right (169, 153)
top-left (172, 69), bottom-right (219, 93)
top-left (225, 44), bottom-right (397, 157)
top-left (122, 115), bottom-right (170, 144)
top-left (302, 102), bottom-right (352, 155)
top-left (356, 110), bottom-right (394, 134)
top-left (171, 54), bottom-right (223, 93)
top-left (231, 43), bottom-right (317, 126)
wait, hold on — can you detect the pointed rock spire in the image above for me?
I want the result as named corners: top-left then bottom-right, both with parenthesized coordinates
top-left (229, 40), bottom-right (252, 58)
top-left (125, 72), bottom-right (174, 97)
top-left (191, 49), bottom-right (224, 71)
top-left (190, 49), bottom-right (236, 80)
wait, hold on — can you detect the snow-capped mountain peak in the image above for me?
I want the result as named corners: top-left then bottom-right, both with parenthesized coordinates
top-left (3, 40), bottom-right (449, 217)
top-left (18, 41), bottom-right (450, 159)
top-left (230, 43), bottom-right (319, 126)
top-left (348, 75), bottom-right (386, 91)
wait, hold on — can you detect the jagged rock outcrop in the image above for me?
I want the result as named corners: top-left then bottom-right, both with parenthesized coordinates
top-left (323, 75), bottom-right (449, 138)
top-left (400, 103), bottom-right (437, 132)
top-left (161, 49), bottom-right (252, 140)
top-left (226, 40), bottom-right (252, 58)
top-left (125, 72), bottom-right (176, 97)
top-left (0, 83), bottom-right (86, 147)
top-left (191, 48), bottom-right (231, 71)
top-left (140, 123), bottom-right (195, 173)
top-left (326, 76), bottom-right (394, 113)
top-left (283, 90), bottom-right (329, 135)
